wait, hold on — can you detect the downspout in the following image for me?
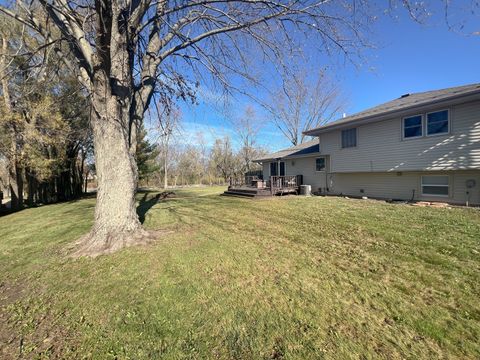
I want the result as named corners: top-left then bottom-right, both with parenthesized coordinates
top-left (325, 156), bottom-right (329, 194)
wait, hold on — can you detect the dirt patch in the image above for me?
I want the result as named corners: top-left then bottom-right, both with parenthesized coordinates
top-left (0, 281), bottom-right (79, 359)
top-left (157, 191), bottom-right (176, 200)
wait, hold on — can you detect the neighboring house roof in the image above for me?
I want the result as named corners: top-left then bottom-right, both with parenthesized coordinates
top-left (254, 139), bottom-right (320, 162)
top-left (304, 83), bottom-right (480, 135)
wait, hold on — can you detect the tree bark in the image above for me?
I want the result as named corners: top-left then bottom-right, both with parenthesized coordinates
top-left (8, 160), bottom-right (23, 209)
top-left (1, 35), bottom-right (23, 210)
top-left (72, 71), bottom-right (150, 256)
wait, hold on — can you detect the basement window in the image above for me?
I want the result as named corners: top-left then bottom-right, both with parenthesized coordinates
top-left (421, 175), bottom-right (449, 197)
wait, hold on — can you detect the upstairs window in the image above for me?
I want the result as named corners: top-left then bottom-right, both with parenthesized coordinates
top-left (403, 115), bottom-right (423, 138)
top-left (341, 128), bottom-right (357, 148)
top-left (427, 110), bottom-right (449, 136)
top-left (421, 175), bottom-right (449, 196)
top-left (315, 157), bottom-right (325, 171)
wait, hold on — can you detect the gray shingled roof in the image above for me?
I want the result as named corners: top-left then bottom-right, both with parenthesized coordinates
top-left (254, 139), bottom-right (319, 162)
top-left (304, 83), bottom-right (480, 135)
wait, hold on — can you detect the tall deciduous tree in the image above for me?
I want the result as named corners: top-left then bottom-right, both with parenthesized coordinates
top-left (0, 0), bottom-right (426, 255)
top-left (0, 20), bottom-right (24, 210)
top-left (156, 106), bottom-right (181, 189)
top-left (232, 105), bottom-right (264, 173)
top-left (267, 70), bottom-right (346, 146)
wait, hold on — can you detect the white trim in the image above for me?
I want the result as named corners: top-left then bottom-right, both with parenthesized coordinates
top-left (421, 175), bottom-right (450, 197)
top-left (426, 109), bottom-right (450, 137)
top-left (402, 114), bottom-right (424, 140)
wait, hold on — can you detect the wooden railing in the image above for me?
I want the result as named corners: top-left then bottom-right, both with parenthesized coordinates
top-left (229, 175), bottom-right (264, 188)
top-left (270, 175), bottom-right (298, 194)
top-left (229, 174), bottom-right (302, 194)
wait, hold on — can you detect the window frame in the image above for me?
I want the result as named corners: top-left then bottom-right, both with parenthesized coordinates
top-left (341, 128), bottom-right (357, 149)
top-left (426, 109), bottom-right (450, 137)
top-left (421, 175), bottom-right (450, 197)
top-left (402, 114), bottom-right (424, 140)
top-left (315, 157), bottom-right (326, 172)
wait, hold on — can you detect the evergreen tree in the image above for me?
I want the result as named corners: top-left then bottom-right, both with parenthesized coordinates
top-left (136, 127), bottom-right (160, 186)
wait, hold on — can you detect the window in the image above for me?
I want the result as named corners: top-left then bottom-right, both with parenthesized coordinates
top-left (421, 175), bottom-right (449, 196)
top-left (315, 158), bottom-right (325, 171)
top-left (403, 115), bottom-right (423, 138)
top-left (341, 128), bottom-right (357, 148)
top-left (427, 110), bottom-right (449, 136)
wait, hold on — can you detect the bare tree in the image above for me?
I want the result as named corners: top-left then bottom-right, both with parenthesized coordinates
top-left (267, 70), bottom-right (346, 146)
top-left (0, 21), bottom-right (24, 210)
top-left (155, 105), bottom-right (181, 189)
top-left (231, 105), bottom-right (263, 173)
top-left (0, 0), bottom-right (401, 255)
top-left (210, 136), bottom-right (239, 183)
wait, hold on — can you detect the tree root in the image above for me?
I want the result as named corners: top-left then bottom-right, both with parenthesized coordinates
top-left (68, 227), bottom-right (168, 258)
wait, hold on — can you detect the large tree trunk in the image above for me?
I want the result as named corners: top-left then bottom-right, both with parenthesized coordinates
top-left (71, 3), bottom-right (159, 256)
top-left (72, 72), bottom-right (152, 256)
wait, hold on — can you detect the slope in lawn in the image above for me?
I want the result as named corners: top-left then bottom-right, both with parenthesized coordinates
top-left (0, 187), bottom-right (479, 359)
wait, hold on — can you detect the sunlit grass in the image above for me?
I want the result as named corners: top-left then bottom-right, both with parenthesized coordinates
top-left (1, 187), bottom-right (479, 359)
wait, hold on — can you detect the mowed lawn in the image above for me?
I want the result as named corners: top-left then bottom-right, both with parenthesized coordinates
top-left (0, 187), bottom-right (479, 359)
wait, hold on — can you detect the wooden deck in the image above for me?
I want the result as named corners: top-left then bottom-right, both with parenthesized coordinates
top-left (223, 175), bottom-right (302, 198)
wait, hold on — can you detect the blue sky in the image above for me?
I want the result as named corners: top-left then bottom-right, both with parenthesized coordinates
top-left (171, 3), bottom-right (480, 152)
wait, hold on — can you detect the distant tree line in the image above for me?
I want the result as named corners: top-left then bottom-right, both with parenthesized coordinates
top-left (137, 107), bottom-right (267, 188)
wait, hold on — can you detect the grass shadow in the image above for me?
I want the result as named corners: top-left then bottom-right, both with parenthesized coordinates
top-left (137, 191), bottom-right (176, 224)
top-left (0, 191), bottom-right (98, 218)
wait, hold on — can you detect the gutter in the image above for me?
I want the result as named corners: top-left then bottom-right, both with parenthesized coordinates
top-left (254, 151), bottom-right (322, 163)
top-left (303, 90), bottom-right (480, 136)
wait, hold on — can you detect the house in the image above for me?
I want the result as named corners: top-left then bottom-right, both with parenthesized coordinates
top-left (254, 83), bottom-right (480, 205)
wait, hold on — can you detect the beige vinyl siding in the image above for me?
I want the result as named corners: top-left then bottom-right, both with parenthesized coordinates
top-left (452, 171), bottom-right (480, 205)
top-left (319, 101), bottom-right (480, 173)
top-left (327, 170), bottom-right (480, 205)
top-left (262, 162), bottom-right (270, 178)
top-left (284, 156), bottom-right (327, 192)
top-left (262, 156), bottom-right (328, 191)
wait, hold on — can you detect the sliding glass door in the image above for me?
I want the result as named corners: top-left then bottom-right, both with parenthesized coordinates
top-left (270, 161), bottom-right (285, 176)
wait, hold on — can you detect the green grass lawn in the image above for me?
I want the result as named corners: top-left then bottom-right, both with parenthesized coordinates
top-left (0, 187), bottom-right (479, 359)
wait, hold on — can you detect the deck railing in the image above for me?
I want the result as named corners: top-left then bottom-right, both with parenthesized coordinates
top-left (229, 175), bottom-right (264, 188)
top-left (270, 175), bottom-right (298, 194)
top-left (229, 175), bottom-right (302, 194)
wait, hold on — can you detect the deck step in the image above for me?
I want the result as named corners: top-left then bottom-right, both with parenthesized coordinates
top-left (222, 190), bottom-right (272, 198)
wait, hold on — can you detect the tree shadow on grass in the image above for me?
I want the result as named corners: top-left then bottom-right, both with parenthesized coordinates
top-left (0, 191), bottom-right (98, 218)
top-left (137, 191), bottom-right (176, 224)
